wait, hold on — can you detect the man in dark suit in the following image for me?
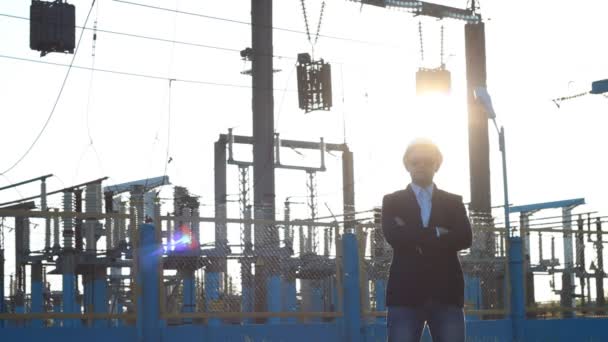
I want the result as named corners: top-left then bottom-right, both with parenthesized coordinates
top-left (382, 138), bottom-right (472, 342)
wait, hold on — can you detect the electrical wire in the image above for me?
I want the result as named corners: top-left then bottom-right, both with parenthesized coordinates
top-left (340, 63), bottom-right (347, 144)
top-left (0, 54), bottom-right (297, 92)
top-left (8, 38), bottom-right (311, 216)
top-left (0, 13), bottom-right (295, 60)
top-left (162, 2), bottom-right (178, 184)
top-left (162, 80), bottom-right (173, 182)
top-left (1, 3), bottom-right (387, 221)
top-left (0, 174), bottom-right (24, 201)
top-left (0, 0), bottom-right (98, 176)
top-left (143, 1), bottom-right (178, 192)
top-left (0, 12), bottom-right (372, 69)
top-left (275, 62), bottom-right (298, 132)
top-left (141, 90), bottom-right (168, 191)
top-left (74, 0), bottom-right (106, 183)
top-left (52, 174), bottom-right (67, 190)
top-left (111, 0), bottom-right (403, 48)
top-left (86, 0), bottom-right (101, 146)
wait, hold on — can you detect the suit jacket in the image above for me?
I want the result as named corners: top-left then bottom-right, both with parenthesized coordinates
top-left (382, 184), bottom-right (472, 307)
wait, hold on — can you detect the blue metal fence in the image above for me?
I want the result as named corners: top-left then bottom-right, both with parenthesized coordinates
top-left (2, 223), bottom-right (608, 341)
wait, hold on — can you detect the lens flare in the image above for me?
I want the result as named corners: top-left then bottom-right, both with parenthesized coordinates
top-left (171, 224), bottom-right (195, 252)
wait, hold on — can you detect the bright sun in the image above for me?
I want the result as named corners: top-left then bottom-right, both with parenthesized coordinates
top-left (409, 93), bottom-right (462, 141)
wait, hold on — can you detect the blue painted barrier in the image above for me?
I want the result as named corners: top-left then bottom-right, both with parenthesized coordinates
top-left (3, 226), bottom-right (608, 342)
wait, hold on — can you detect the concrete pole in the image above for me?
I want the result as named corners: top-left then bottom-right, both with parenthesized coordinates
top-left (240, 205), bottom-right (253, 325)
top-left (0, 248), bottom-right (3, 327)
top-left (509, 237), bottom-right (525, 341)
top-left (562, 207), bottom-right (575, 316)
top-left (310, 279), bottom-right (323, 323)
top-left (31, 262), bottom-right (43, 327)
top-left (214, 140), bottom-right (228, 286)
top-left (137, 224), bottom-right (160, 342)
top-left (240, 259), bottom-right (253, 325)
top-left (93, 266), bottom-right (108, 327)
top-left (375, 279), bottom-right (386, 323)
top-left (52, 294), bottom-right (61, 327)
top-left (14, 216), bottom-right (27, 325)
top-left (182, 268), bottom-right (195, 324)
top-left (282, 274), bottom-right (297, 324)
top-left (62, 253), bottom-right (79, 327)
top-left (342, 150), bottom-right (355, 234)
top-left (343, 231), bottom-right (362, 342)
top-left (465, 21), bottom-right (491, 216)
top-left (205, 271), bottom-right (221, 326)
top-left (267, 276), bottom-right (281, 324)
top-left (596, 218), bottom-right (605, 314)
top-left (252, 0), bottom-right (277, 317)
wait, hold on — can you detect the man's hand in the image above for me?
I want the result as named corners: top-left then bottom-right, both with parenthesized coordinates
top-left (394, 216), bottom-right (406, 226)
top-left (394, 216), bottom-right (425, 255)
top-left (436, 226), bottom-right (449, 237)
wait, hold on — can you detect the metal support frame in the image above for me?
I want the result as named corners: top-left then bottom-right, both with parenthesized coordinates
top-left (576, 216), bottom-right (586, 307)
top-left (595, 218), bottom-right (605, 314)
top-left (0, 177), bottom-right (108, 208)
top-left (215, 131), bottom-right (351, 322)
top-left (306, 171), bottom-right (318, 254)
top-left (511, 199), bottom-right (586, 318)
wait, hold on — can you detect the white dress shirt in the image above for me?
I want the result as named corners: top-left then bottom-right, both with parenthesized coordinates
top-left (411, 182), bottom-right (433, 227)
top-left (410, 183), bottom-right (440, 237)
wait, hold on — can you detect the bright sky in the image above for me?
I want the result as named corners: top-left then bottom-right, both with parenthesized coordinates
top-left (1, 0), bottom-right (608, 303)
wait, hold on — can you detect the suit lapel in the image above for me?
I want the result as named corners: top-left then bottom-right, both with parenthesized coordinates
top-left (428, 187), bottom-right (443, 229)
top-left (396, 185), bottom-right (423, 228)
top-left (396, 185), bottom-right (445, 228)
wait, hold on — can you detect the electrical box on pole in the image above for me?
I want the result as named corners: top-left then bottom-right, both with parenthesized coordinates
top-left (416, 67), bottom-right (451, 95)
top-left (296, 53), bottom-right (333, 113)
top-left (30, 0), bottom-right (76, 57)
top-left (416, 22), bottom-right (451, 95)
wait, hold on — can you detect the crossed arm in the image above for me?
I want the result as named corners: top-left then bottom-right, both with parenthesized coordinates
top-left (381, 194), bottom-right (472, 253)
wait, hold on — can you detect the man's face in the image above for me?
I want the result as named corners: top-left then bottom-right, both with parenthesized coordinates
top-left (405, 146), bottom-right (439, 187)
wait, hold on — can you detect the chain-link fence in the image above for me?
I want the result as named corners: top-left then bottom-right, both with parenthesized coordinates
top-left (5, 189), bottom-right (607, 328)
top-left (519, 213), bottom-right (608, 318)
top-left (464, 211), bottom-right (510, 318)
top-left (157, 204), bottom-right (343, 324)
top-left (0, 206), bottom-right (138, 327)
top-left (359, 210), bottom-right (511, 319)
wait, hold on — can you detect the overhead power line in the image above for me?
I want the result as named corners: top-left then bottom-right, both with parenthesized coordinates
top-left (0, 54), bottom-right (298, 92)
top-left (112, 0), bottom-right (403, 48)
top-left (0, 12), bottom-right (379, 67)
top-left (0, 13), bottom-right (295, 60)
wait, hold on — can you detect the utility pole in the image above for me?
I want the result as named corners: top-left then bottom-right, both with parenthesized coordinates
top-left (251, 0), bottom-right (277, 317)
top-left (465, 20), bottom-right (491, 216)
